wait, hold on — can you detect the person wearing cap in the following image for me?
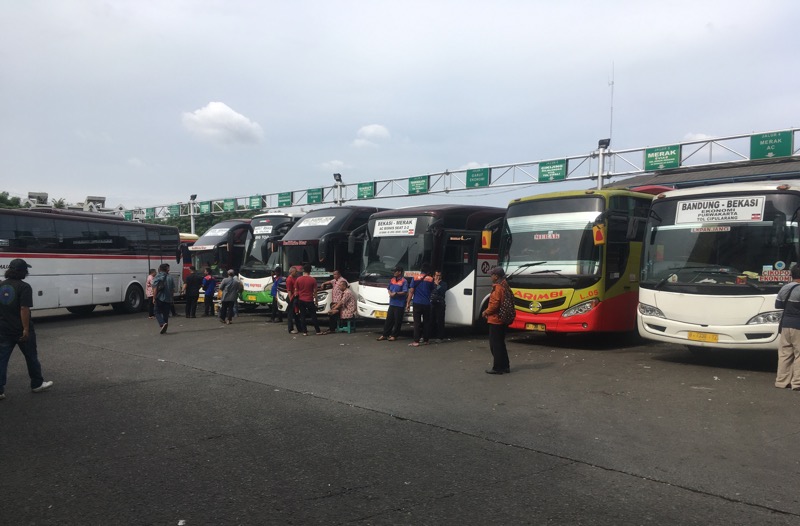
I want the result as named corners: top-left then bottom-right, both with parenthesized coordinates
top-left (151, 263), bottom-right (175, 334)
top-left (0, 259), bottom-right (54, 399)
top-left (377, 266), bottom-right (409, 341)
top-left (218, 269), bottom-right (243, 325)
top-left (482, 266), bottom-right (511, 374)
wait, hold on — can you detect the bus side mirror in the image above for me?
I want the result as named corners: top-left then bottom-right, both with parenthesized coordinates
top-left (481, 229), bottom-right (492, 250)
top-left (626, 217), bottom-right (647, 241)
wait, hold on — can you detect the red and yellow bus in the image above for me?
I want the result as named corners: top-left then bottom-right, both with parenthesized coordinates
top-left (498, 188), bottom-right (658, 333)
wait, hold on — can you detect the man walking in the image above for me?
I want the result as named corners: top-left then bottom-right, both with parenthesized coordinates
top-left (219, 269), bottom-right (242, 325)
top-left (152, 263), bottom-right (174, 334)
top-left (0, 258), bottom-right (54, 399)
top-left (182, 266), bottom-right (203, 318)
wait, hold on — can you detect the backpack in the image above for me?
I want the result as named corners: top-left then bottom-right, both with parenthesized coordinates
top-left (497, 281), bottom-right (516, 325)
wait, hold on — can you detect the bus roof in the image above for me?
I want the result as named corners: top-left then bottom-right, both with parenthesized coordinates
top-left (509, 187), bottom-right (659, 206)
top-left (369, 204), bottom-right (506, 230)
top-left (653, 179), bottom-right (800, 199)
top-left (179, 233), bottom-right (199, 242)
top-left (282, 206), bottom-right (386, 241)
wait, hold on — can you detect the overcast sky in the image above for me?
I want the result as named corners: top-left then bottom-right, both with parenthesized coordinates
top-left (1, 1), bottom-right (798, 211)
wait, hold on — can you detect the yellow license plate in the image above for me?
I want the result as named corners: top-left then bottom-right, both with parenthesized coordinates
top-left (525, 323), bottom-right (546, 332)
top-left (688, 331), bottom-right (719, 343)
top-left (374, 311), bottom-right (387, 319)
top-left (246, 295), bottom-right (257, 301)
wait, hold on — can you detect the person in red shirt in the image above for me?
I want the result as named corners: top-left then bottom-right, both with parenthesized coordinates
top-left (285, 266), bottom-right (300, 334)
top-left (294, 264), bottom-right (321, 335)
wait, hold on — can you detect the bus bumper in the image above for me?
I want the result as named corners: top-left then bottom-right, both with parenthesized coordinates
top-left (637, 314), bottom-right (780, 351)
top-left (241, 290), bottom-right (273, 305)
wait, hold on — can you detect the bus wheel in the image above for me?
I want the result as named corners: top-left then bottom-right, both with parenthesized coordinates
top-left (66, 305), bottom-right (96, 315)
top-left (115, 285), bottom-right (145, 314)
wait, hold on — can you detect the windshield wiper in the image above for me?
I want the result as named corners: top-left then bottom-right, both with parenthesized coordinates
top-left (507, 261), bottom-right (548, 279)
top-left (529, 269), bottom-right (562, 275)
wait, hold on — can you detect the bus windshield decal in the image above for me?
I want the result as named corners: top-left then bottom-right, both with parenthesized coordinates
top-left (675, 196), bottom-right (765, 224)
top-left (298, 216), bottom-right (335, 227)
top-left (374, 218), bottom-right (417, 237)
top-left (253, 226), bottom-right (273, 234)
top-left (205, 228), bottom-right (230, 236)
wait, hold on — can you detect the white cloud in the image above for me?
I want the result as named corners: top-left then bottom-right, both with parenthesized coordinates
top-left (683, 132), bottom-right (715, 142)
top-left (182, 102), bottom-right (264, 145)
top-left (458, 161), bottom-right (489, 171)
top-left (127, 157), bottom-right (146, 168)
top-left (353, 124), bottom-right (391, 148)
top-left (320, 160), bottom-right (349, 172)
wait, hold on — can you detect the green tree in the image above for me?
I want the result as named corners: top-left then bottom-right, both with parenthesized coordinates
top-left (52, 198), bottom-right (66, 209)
top-left (0, 191), bottom-right (21, 208)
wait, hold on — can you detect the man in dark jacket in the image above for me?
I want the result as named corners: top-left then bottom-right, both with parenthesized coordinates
top-left (182, 266), bottom-right (203, 318)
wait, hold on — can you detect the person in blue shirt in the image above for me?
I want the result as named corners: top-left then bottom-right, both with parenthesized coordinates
top-left (406, 262), bottom-right (435, 346)
top-left (377, 266), bottom-right (408, 341)
top-left (201, 268), bottom-right (217, 317)
top-left (269, 266), bottom-right (285, 323)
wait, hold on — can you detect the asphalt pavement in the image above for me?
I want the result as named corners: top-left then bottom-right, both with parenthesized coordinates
top-left (1, 307), bottom-right (798, 525)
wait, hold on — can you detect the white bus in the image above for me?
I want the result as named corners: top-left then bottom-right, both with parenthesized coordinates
top-left (638, 180), bottom-right (800, 351)
top-left (273, 206), bottom-right (385, 314)
top-left (357, 205), bottom-right (506, 326)
top-left (0, 207), bottom-right (180, 314)
top-left (238, 213), bottom-right (300, 309)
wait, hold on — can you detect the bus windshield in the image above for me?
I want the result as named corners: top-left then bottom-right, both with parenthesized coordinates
top-left (641, 193), bottom-right (800, 292)
top-left (501, 197), bottom-right (603, 277)
top-left (280, 243), bottom-right (331, 278)
top-left (362, 216), bottom-right (434, 279)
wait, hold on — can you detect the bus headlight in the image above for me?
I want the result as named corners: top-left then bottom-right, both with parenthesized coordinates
top-left (316, 291), bottom-right (327, 302)
top-left (563, 299), bottom-right (598, 318)
top-left (357, 294), bottom-right (365, 304)
top-left (638, 303), bottom-right (665, 318)
top-left (747, 311), bottom-right (782, 325)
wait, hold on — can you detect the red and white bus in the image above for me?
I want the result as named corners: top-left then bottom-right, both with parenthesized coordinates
top-left (0, 207), bottom-right (180, 314)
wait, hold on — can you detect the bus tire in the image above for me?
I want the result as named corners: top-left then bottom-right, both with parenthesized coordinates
top-left (115, 284), bottom-right (145, 314)
top-left (66, 305), bottom-right (96, 315)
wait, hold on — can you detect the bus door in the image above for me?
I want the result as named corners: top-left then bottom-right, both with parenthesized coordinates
top-left (441, 231), bottom-right (480, 325)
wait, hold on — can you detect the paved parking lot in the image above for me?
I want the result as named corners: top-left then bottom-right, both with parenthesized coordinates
top-left (1, 307), bottom-right (797, 525)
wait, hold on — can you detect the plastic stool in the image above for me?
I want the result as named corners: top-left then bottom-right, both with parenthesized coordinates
top-left (336, 319), bottom-right (355, 333)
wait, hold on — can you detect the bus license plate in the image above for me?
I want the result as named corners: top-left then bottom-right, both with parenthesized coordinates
top-left (688, 331), bottom-right (719, 343)
top-left (525, 323), bottom-right (546, 332)
top-left (374, 311), bottom-right (387, 319)
top-left (246, 295), bottom-right (257, 301)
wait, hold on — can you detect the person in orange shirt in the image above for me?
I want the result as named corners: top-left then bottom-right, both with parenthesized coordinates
top-left (482, 266), bottom-right (511, 374)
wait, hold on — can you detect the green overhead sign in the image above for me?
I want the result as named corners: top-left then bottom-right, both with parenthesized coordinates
top-left (466, 168), bottom-right (490, 188)
top-left (645, 145), bottom-right (681, 170)
top-left (357, 182), bottom-right (375, 200)
top-left (307, 188), bottom-right (323, 204)
top-left (278, 192), bottom-right (293, 207)
top-left (145, 208), bottom-right (155, 219)
top-left (409, 176), bottom-right (429, 194)
top-left (123, 211), bottom-right (133, 221)
top-left (223, 199), bottom-right (236, 212)
top-left (200, 201), bottom-right (211, 214)
top-left (751, 131), bottom-right (793, 160)
top-left (249, 195), bottom-right (262, 209)
top-left (168, 205), bottom-right (180, 217)
top-left (538, 160), bottom-right (567, 182)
